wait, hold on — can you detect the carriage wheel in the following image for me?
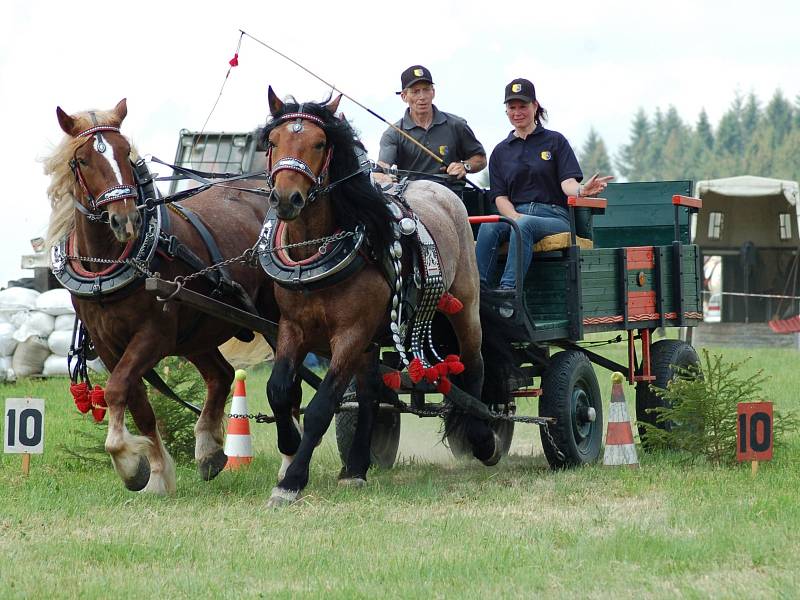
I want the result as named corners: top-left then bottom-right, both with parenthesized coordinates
top-left (445, 404), bottom-right (515, 459)
top-left (539, 350), bottom-right (603, 469)
top-left (335, 406), bottom-right (401, 470)
top-left (636, 339), bottom-right (700, 449)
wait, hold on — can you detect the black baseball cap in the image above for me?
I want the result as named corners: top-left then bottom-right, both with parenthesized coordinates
top-left (504, 78), bottom-right (536, 103)
top-left (397, 65), bottom-right (433, 94)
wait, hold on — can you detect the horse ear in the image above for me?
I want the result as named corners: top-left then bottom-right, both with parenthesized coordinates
top-left (114, 98), bottom-right (128, 123)
top-left (56, 106), bottom-right (76, 135)
top-left (268, 86), bottom-right (284, 116)
top-left (325, 94), bottom-right (343, 115)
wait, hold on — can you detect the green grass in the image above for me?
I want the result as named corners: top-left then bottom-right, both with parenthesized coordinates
top-left (1, 338), bottom-right (799, 599)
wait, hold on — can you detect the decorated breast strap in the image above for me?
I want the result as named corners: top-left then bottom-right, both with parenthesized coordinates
top-left (380, 182), bottom-right (465, 394)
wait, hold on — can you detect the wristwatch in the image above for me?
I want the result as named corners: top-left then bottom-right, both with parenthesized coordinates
top-left (462, 161), bottom-right (472, 173)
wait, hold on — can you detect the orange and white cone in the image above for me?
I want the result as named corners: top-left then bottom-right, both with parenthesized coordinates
top-left (224, 369), bottom-right (253, 470)
top-left (603, 372), bottom-right (639, 468)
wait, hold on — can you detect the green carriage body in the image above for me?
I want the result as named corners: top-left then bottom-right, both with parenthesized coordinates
top-left (522, 180), bottom-right (703, 342)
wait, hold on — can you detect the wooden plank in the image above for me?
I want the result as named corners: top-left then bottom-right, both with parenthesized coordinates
top-left (144, 278), bottom-right (279, 338)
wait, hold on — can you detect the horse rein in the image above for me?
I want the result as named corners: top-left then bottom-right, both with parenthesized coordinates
top-left (68, 124), bottom-right (138, 218)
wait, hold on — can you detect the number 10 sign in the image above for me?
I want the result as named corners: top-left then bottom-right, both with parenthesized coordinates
top-left (4, 398), bottom-right (45, 454)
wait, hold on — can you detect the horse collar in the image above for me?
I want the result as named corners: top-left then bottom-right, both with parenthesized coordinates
top-left (257, 208), bottom-right (366, 291)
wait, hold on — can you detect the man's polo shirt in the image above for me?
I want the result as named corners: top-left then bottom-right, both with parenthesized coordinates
top-left (489, 125), bottom-right (582, 208)
top-left (379, 105), bottom-right (485, 189)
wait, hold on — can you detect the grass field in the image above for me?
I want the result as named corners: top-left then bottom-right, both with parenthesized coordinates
top-left (1, 337), bottom-right (799, 599)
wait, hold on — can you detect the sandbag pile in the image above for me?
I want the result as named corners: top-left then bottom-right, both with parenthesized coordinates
top-left (0, 287), bottom-right (104, 380)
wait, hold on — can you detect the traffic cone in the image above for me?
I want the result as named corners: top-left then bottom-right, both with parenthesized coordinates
top-left (603, 372), bottom-right (639, 468)
top-left (224, 369), bottom-right (253, 470)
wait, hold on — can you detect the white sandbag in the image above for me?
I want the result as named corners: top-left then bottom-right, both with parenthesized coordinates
top-left (48, 329), bottom-right (72, 356)
top-left (0, 322), bottom-right (17, 356)
top-left (54, 314), bottom-right (76, 331)
top-left (35, 288), bottom-right (74, 316)
top-left (88, 357), bottom-right (107, 374)
top-left (42, 353), bottom-right (70, 377)
top-left (12, 311), bottom-right (55, 342)
top-left (11, 335), bottom-right (50, 377)
top-left (0, 287), bottom-right (40, 310)
top-left (0, 356), bottom-right (11, 371)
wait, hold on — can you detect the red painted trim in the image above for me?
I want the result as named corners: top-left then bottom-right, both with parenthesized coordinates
top-left (628, 291), bottom-right (656, 313)
top-left (510, 388), bottom-right (542, 397)
top-left (468, 215), bottom-right (501, 224)
top-left (567, 196), bottom-right (607, 209)
top-left (672, 194), bottom-right (702, 209)
top-left (626, 246), bottom-right (655, 270)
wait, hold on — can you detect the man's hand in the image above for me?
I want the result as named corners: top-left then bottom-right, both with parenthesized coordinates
top-left (373, 161), bottom-right (398, 185)
top-left (444, 161), bottom-right (469, 179)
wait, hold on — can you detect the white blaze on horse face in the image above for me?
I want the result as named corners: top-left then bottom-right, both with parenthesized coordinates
top-left (93, 133), bottom-right (124, 185)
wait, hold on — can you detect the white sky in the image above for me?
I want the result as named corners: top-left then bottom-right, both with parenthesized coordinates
top-left (1, 0), bottom-right (798, 285)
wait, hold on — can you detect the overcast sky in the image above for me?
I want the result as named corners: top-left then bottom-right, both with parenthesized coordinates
top-left (1, 0), bottom-right (798, 285)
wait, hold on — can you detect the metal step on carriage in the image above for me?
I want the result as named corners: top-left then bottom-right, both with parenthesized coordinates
top-left (146, 131), bottom-right (704, 471)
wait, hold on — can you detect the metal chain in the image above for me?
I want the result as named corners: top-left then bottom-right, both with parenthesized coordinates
top-left (541, 421), bottom-right (566, 462)
top-left (63, 254), bottom-right (156, 278)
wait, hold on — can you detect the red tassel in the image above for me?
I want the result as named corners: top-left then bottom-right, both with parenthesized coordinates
top-left (435, 362), bottom-right (450, 378)
top-left (228, 53), bottom-right (239, 67)
top-left (70, 381), bottom-right (91, 414)
top-left (382, 371), bottom-right (401, 390)
top-left (90, 385), bottom-right (107, 423)
top-left (436, 377), bottom-right (452, 395)
top-left (408, 357), bottom-right (424, 383)
top-left (444, 354), bottom-right (465, 375)
top-left (424, 367), bottom-right (439, 385)
top-left (436, 293), bottom-right (463, 315)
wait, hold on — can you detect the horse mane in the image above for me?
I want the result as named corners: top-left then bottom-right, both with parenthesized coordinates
top-left (41, 108), bottom-right (138, 251)
top-left (264, 97), bottom-right (395, 254)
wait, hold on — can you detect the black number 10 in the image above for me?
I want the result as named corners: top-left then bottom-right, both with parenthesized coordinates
top-left (738, 412), bottom-right (771, 453)
top-left (6, 408), bottom-right (43, 447)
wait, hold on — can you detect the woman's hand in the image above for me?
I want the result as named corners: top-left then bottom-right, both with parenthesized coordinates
top-left (581, 172), bottom-right (615, 197)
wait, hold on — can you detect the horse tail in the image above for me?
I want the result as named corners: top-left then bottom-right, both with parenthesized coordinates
top-left (218, 335), bottom-right (274, 368)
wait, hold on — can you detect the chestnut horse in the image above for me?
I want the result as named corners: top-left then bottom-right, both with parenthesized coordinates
top-left (262, 90), bottom-right (503, 507)
top-left (44, 99), bottom-right (277, 494)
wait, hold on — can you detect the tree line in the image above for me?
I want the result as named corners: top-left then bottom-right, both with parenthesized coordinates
top-left (579, 89), bottom-right (800, 183)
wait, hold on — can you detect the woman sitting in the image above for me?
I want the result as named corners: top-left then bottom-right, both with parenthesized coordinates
top-left (475, 78), bottom-right (612, 306)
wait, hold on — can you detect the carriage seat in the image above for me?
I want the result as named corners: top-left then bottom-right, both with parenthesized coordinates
top-left (533, 231), bottom-right (593, 252)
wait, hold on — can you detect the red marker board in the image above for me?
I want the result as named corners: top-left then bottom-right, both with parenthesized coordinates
top-left (737, 402), bottom-right (773, 462)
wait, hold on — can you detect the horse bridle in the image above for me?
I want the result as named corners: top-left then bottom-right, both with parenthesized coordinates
top-left (69, 124), bottom-right (138, 218)
top-left (266, 110), bottom-right (335, 205)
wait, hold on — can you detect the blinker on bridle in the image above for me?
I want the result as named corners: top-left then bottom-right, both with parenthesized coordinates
top-left (69, 124), bottom-right (138, 216)
top-left (267, 111), bottom-right (333, 204)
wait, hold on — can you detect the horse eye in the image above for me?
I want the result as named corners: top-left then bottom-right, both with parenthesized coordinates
top-left (78, 158), bottom-right (88, 166)
top-left (315, 142), bottom-right (325, 151)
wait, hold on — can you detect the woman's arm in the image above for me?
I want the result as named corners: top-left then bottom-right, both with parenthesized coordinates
top-left (561, 172), bottom-right (614, 197)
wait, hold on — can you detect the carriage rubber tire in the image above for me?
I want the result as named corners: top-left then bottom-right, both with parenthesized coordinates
top-left (446, 416), bottom-right (514, 460)
top-left (335, 407), bottom-right (401, 470)
top-left (539, 350), bottom-right (603, 469)
top-left (635, 339), bottom-right (700, 449)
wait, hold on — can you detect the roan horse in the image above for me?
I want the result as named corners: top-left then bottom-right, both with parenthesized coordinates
top-left (43, 99), bottom-right (276, 494)
top-left (262, 89), bottom-right (509, 507)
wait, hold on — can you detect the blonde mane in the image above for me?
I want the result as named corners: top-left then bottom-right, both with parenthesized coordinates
top-left (42, 108), bottom-right (139, 251)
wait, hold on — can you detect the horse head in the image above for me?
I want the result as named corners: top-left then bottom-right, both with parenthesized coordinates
top-left (265, 87), bottom-right (341, 221)
top-left (56, 98), bottom-right (142, 242)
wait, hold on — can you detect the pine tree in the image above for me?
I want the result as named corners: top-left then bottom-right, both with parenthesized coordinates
top-left (695, 109), bottom-right (714, 151)
top-left (741, 92), bottom-right (761, 146)
top-left (765, 90), bottom-right (794, 147)
top-left (616, 109), bottom-right (651, 181)
top-left (579, 128), bottom-right (614, 178)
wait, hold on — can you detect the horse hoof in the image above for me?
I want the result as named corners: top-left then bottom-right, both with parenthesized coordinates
top-left (479, 431), bottom-right (503, 467)
top-left (338, 477), bottom-right (367, 488)
top-left (267, 487), bottom-right (299, 508)
top-left (123, 456), bottom-right (151, 491)
top-left (198, 449), bottom-right (227, 481)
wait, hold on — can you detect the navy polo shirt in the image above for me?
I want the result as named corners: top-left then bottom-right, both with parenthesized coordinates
top-left (488, 125), bottom-right (582, 208)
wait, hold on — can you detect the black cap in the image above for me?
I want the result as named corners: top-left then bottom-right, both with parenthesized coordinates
top-left (397, 65), bottom-right (433, 94)
top-left (504, 78), bottom-right (536, 103)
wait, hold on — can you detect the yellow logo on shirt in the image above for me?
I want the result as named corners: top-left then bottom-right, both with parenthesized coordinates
top-left (511, 83), bottom-right (522, 93)
top-left (439, 145), bottom-right (448, 156)
top-left (414, 68), bottom-right (424, 77)
top-left (540, 151), bottom-right (552, 160)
